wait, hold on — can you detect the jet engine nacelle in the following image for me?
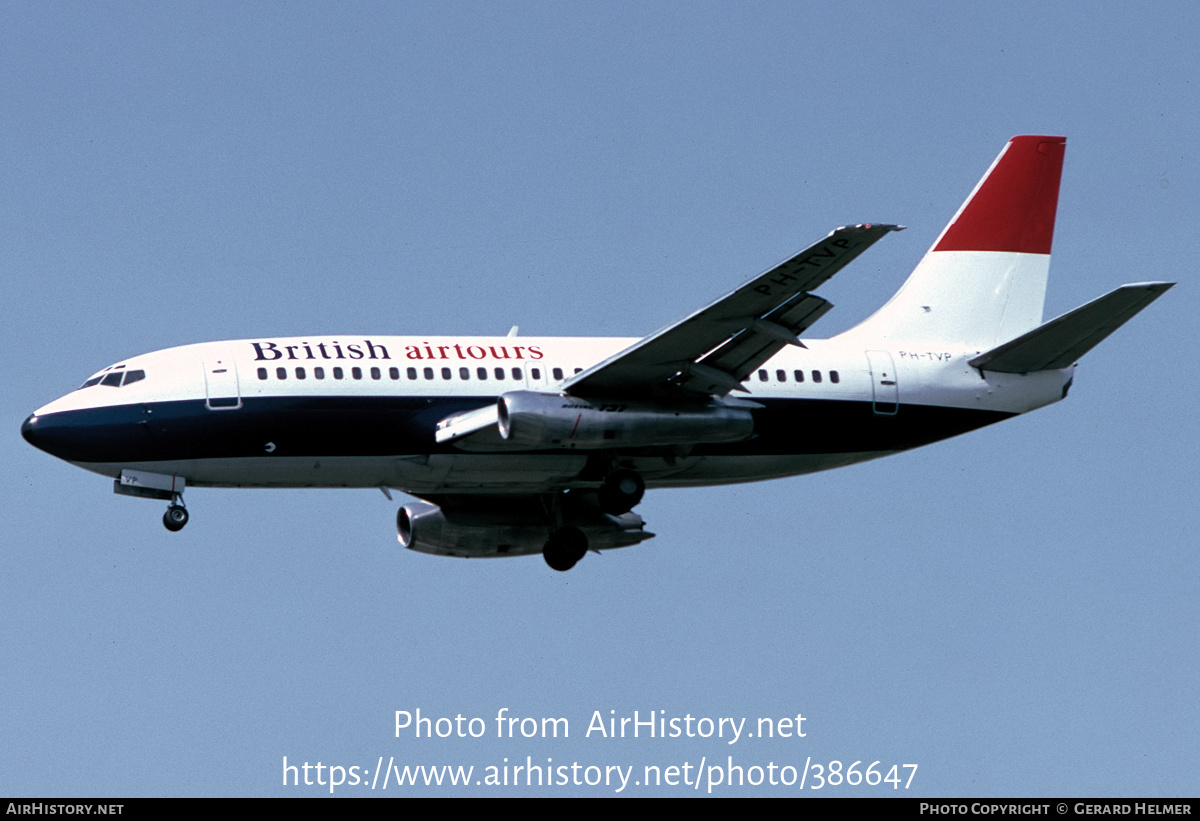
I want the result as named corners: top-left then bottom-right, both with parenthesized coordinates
top-left (397, 499), bottom-right (653, 558)
top-left (496, 390), bottom-right (754, 450)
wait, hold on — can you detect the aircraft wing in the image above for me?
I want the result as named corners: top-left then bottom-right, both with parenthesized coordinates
top-left (562, 224), bottom-right (902, 397)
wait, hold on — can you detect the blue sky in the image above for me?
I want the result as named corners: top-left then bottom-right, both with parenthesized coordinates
top-left (2, 2), bottom-right (1196, 796)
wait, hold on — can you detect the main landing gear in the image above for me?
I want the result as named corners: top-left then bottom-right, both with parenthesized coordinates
top-left (598, 468), bottom-right (645, 515)
top-left (543, 525), bottom-right (587, 572)
top-left (541, 468), bottom-right (647, 571)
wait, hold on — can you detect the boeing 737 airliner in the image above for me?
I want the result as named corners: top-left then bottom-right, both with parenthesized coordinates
top-left (22, 136), bottom-right (1171, 570)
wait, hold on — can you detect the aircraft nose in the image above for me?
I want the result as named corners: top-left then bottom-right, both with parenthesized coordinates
top-left (21, 414), bottom-right (39, 448)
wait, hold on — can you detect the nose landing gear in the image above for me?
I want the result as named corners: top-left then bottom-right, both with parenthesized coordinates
top-left (163, 499), bottom-right (189, 532)
top-left (112, 470), bottom-right (191, 532)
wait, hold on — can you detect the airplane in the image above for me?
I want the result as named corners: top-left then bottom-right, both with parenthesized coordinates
top-left (21, 136), bottom-right (1172, 571)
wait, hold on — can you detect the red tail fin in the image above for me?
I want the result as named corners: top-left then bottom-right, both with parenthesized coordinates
top-left (837, 136), bottom-right (1066, 347)
top-left (933, 135), bottom-right (1065, 255)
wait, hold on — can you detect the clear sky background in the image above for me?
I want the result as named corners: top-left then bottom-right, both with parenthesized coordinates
top-left (2, 2), bottom-right (1196, 797)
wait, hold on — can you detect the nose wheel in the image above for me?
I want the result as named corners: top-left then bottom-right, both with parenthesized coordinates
top-left (163, 502), bottom-right (189, 532)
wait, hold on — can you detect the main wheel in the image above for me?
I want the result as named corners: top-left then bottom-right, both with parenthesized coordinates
top-left (543, 525), bottom-right (588, 571)
top-left (163, 505), bottom-right (189, 532)
top-left (599, 469), bottom-right (645, 515)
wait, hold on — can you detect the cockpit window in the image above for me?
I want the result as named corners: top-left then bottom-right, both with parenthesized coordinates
top-left (80, 368), bottom-right (146, 389)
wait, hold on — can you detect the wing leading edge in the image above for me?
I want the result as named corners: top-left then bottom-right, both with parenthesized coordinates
top-left (563, 224), bottom-right (902, 398)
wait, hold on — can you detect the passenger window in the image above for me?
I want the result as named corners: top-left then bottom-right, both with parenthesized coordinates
top-left (314, 367), bottom-right (325, 380)
top-left (552, 367), bottom-right (563, 380)
top-left (776, 369), bottom-right (786, 382)
top-left (276, 367), bottom-right (287, 380)
top-left (389, 367), bottom-right (400, 380)
top-left (812, 370), bottom-right (822, 383)
top-left (495, 367), bottom-right (505, 380)
top-left (830, 370), bottom-right (840, 384)
top-left (512, 368), bottom-right (523, 380)
top-left (574, 368), bottom-right (582, 374)
top-left (424, 367), bottom-right (434, 380)
top-left (459, 367), bottom-right (470, 380)
top-left (407, 367), bottom-right (418, 380)
top-left (333, 367), bottom-right (344, 379)
top-left (296, 367), bottom-right (306, 380)
top-left (531, 368), bottom-right (541, 379)
top-left (370, 367), bottom-right (381, 380)
top-left (477, 367), bottom-right (488, 380)
top-left (758, 370), bottom-right (768, 382)
top-left (257, 368), bottom-right (268, 381)
top-left (441, 367), bottom-right (452, 380)
top-left (352, 367), bottom-right (363, 380)
top-left (794, 370), bottom-right (804, 383)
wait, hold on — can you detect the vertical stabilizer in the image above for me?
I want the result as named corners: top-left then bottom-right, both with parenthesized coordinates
top-left (840, 136), bottom-right (1066, 348)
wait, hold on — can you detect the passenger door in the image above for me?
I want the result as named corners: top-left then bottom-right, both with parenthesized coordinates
top-left (866, 350), bottom-right (898, 415)
top-left (203, 357), bottom-right (242, 410)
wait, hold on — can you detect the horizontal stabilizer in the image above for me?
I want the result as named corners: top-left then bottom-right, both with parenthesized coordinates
top-left (969, 282), bottom-right (1174, 373)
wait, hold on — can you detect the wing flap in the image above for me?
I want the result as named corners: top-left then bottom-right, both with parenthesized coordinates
top-left (969, 282), bottom-right (1174, 373)
top-left (692, 294), bottom-right (834, 388)
top-left (565, 224), bottom-right (901, 397)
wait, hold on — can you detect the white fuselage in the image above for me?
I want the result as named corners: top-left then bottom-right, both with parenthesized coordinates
top-left (26, 333), bottom-right (1071, 495)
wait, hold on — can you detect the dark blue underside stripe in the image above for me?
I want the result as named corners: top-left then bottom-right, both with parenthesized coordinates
top-left (27, 395), bottom-right (1015, 464)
